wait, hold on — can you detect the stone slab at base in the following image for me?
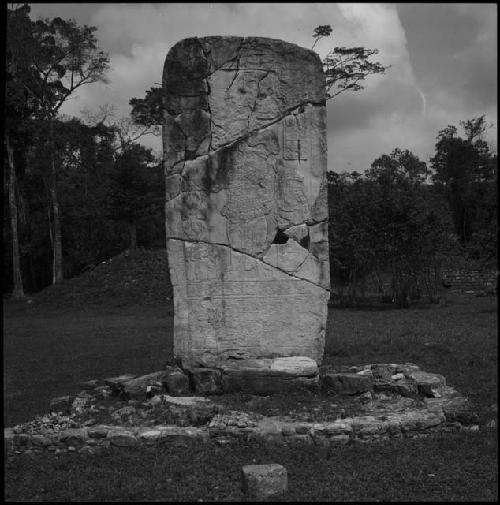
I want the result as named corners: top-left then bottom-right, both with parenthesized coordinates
top-left (189, 356), bottom-right (320, 394)
top-left (322, 373), bottom-right (373, 395)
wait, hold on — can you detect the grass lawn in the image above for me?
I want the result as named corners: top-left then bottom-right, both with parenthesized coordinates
top-left (3, 292), bottom-right (498, 501)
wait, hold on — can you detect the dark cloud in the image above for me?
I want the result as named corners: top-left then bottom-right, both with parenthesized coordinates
top-left (328, 76), bottom-right (423, 135)
top-left (397, 4), bottom-right (497, 112)
top-left (20, 3), bottom-right (497, 171)
top-left (28, 3), bottom-right (96, 25)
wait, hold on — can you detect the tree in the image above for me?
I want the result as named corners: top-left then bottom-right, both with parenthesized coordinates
top-left (108, 144), bottom-right (163, 250)
top-left (312, 24), bottom-right (389, 99)
top-left (329, 149), bottom-right (454, 307)
top-left (430, 116), bottom-right (497, 262)
top-left (5, 3), bottom-right (43, 298)
top-left (7, 5), bottom-right (110, 284)
top-left (328, 170), bottom-right (380, 304)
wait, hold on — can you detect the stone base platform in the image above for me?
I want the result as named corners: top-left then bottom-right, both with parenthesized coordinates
top-left (5, 361), bottom-right (484, 456)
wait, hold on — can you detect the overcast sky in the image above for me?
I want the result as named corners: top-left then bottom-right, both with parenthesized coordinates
top-left (27, 2), bottom-right (497, 172)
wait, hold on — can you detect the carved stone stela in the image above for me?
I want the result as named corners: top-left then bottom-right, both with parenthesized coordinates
top-left (163, 36), bottom-right (329, 368)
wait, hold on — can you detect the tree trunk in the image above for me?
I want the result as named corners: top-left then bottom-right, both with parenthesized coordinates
top-left (5, 133), bottom-right (25, 299)
top-left (49, 120), bottom-right (63, 284)
top-left (128, 220), bottom-right (137, 249)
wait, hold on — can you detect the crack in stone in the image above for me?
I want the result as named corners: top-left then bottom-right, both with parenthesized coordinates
top-left (291, 252), bottom-right (311, 274)
top-left (224, 39), bottom-right (245, 92)
top-left (198, 36), bottom-right (245, 77)
top-left (167, 100), bottom-right (324, 169)
top-left (306, 218), bottom-right (328, 226)
top-left (205, 79), bottom-right (213, 152)
top-left (167, 236), bottom-right (329, 291)
top-left (247, 69), bottom-right (273, 130)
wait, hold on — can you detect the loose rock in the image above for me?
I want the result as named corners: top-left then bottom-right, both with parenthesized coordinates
top-left (242, 464), bottom-right (288, 499)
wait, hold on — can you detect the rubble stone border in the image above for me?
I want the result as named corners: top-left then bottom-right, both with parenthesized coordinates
top-left (5, 362), bottom-right (482, 456)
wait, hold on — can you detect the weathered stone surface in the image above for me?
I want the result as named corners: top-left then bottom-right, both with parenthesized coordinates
top-left (162, 369), bottom-right (191, 396)
top-left (49, 395), bottom-right (73, 414)
top-left (94, 386), bottom-right (112, 400)
top-left (169, 241), bottom-right (329, 368)
top-left (31, 434), bottom-right (52, 447)
top-left (322, 372), bottom-right (374, 395)
top-left (221, 357), bottom-right (319, 394)
top-left (88, 426), bottom-right (109, 439)
top-left (374, 378), bottom-right (418, 397)
top-left (242, 464), bottom-right (288, 499)
top-left (71, 393), bottom-right (92, 414)
top-left (425, 396), bottom-right (479, 425)
top-left (163, 36), bottom-right (329, 368)
top-left (371, 364), bottom-right (397, 381)
top-left (107, 430), bottom-right (138, 447)
top-left (188, 368), bottom-right (223, 395)
top-left (79, 379), bottom-right (99, 390)
top-left (398, 410), bottom-right (445, 432)
top-left (119, 371), bottom-right (167, 399)
top-left (59, 428), bottom-right (88, 445)
top-left (395, 363), bottom-right (420, 375)
top-left (409, 371), bottom-right (446, 397)
top-left (284, 223), bottom-right (309, 244)
top-left (104, 374), bottom-right (137, 392)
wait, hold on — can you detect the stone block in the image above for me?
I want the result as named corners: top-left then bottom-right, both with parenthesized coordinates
top-left (31, 435), bottom-right (52, 447)
top-left (162, 369), bottom-right (191, 396)
top-left (104, 374), bottom-right (137, 394)
top-left (59, 428), bottom-right (88, 446)
top-left (371, 364), bottom-right (397, 380)
top-left (138, 430), bottom-right (163, 442)
top-left (79, 379), bottom-right (99, 390)
top-left (322, 372), bottom-right (373, 395)
top-left (94, 386), bottom-right (112, 400)
top-left (119, 371), bottom-right (167, 399)
top-left (188, 368), bottom-right (223, 395)
top-left (13, 433), bottom-right (31, 446)
top-left (161, 395), bottom-right (211, 407)
top-left (373, 378), bottom-right (418, 397)
top-left (49, 395), bottom-right (73, 414)
top-left (87, 426), bottom-right (109, 439)
top-left (107, 430), bottom-right (138, 447)
top-left (71, 393), bottom-right (92, 414)
top-left (242, 464), bottom-right (288, 499)
top-left (409, 371), bottom-right (446, 397)
top-left (221, 357), bottom-right (319, 394)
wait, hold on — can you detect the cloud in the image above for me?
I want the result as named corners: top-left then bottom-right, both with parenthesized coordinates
top-left (28, 3), bottom-right (497, 170)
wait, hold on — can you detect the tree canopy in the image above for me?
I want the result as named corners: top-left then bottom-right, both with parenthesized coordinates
top-left (430, 116), bottom-right (497, 262)
top-left (329, 149), bottom-right (455, 307)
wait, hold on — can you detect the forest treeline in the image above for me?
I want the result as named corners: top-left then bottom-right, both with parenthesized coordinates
top-left (4, 6), bottom-right (497, 306)
top-left (329, 121), bottom-right (497, 307)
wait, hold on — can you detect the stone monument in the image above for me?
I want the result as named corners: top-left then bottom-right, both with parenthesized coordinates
top-left (163, 36), bottom-right (329, 374)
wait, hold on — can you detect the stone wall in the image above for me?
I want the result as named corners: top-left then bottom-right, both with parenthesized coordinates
top-left (441, 268), bottom-right (497, 294)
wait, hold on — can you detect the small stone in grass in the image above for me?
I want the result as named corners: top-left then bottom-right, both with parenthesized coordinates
top-left (242, 464), bottom-right (288, 499)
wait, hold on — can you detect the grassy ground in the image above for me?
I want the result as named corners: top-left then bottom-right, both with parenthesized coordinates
top-left (3, 276), bottom-right (498, 500)
top-left (5, 432), bottom-right (498, 502)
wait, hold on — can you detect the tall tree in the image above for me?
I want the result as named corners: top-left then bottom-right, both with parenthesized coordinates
top-left (5, 4), bottom-right (42, 298)
top-left (329, 149), bottom-right (454, 307)
top-left (430, 116), bottom-right (497, 258)
top-left (107, 144), bottom-right (162, 250)
top-left (7, 5), bottom-right (110, 284)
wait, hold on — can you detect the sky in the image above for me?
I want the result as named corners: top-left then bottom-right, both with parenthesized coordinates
top-left (27, 2), bottom-right (497, 173)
